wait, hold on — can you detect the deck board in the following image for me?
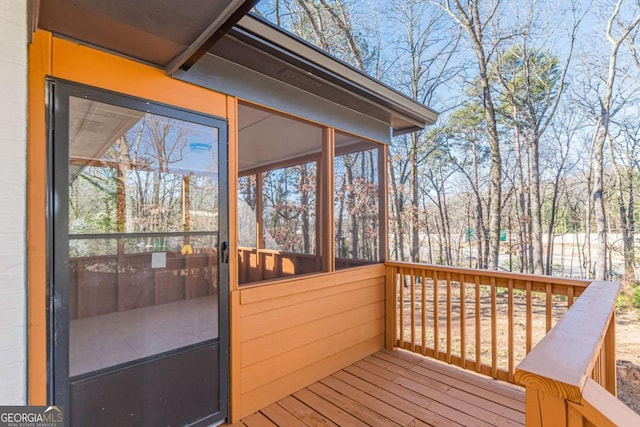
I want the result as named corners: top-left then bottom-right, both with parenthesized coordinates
top-left (228, 349), bottom-right (525, 426)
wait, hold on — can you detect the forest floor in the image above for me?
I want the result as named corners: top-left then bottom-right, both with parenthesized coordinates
top-left (614, 309), bottom-right (640, 414)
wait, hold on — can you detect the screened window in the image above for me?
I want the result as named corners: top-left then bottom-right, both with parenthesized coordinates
top-left (334, 133), bottom-right (381, 268)
top-left (238, 175), bottom-right (257, 248)
top-left (237, 103), bottom-right (322, 284)
top-left (262, 162), bottom-right (317, 253)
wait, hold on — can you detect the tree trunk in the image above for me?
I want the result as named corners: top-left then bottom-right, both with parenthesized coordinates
top-left (411, 133), bottom-right (420, 262)
top-left (593, 114), bottom-right (609, 280)
top-left (593, 0), bottom-right (640, 279)
top-left (513, 109), bottom-right (529, 273)
top-left (626, 167), bottom-right (636, 278)
top-left (300, 165), bottom-right (311, 254)
top-left (530, 133), bottom-right (544, 275)
top-left (439, 0), bottom-right (502, 269)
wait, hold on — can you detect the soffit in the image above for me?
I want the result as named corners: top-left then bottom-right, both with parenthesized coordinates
top-left (36, 0), bottom-right (255, 69)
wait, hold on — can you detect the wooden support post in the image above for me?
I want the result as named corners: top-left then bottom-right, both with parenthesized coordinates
top-left (227, 96), bottom-right (239, 290)
top-left (320, 127), bottom-right (335, 272)
top-left (378, 145), bottom-right (388, 262)
top-left (256, 172), bottom-right (263, 281)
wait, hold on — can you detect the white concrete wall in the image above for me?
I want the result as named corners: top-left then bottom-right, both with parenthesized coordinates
top-left (0, 0), bottom-right (27, 404)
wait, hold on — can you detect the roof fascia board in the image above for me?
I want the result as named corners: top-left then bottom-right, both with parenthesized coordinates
top-left (237, 15), bottom-right (439, 126)
top-left (174, 53), bottom-right (392, 143)
top-left (228, 27), bottom-right (427, 131)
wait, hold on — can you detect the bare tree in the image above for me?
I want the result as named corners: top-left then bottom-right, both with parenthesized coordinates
top-left (609, 119), bottom-right (640, 279)
top-left (590, 0), bottom-right (640, 279)
top-left (434, 0), bottom-right (505, 269)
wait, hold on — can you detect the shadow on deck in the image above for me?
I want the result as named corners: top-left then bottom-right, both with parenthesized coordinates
top-left (229, 349), bottom-right (525, 426)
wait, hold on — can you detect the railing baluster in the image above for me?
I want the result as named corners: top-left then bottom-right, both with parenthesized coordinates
top-left (546, 283), bottom-right (552, 332)
top-left (475, 275), bottom-right (481, 373)
top-left (508, 278), bottom-right (514, 382)
top-left (421, 269), bottom-right (427, 355)
top-left (491, 277), bottom-right (497, 379)
top-left (446, 272), bottom-right (452, 364)
top-left (399, 268), bottom-right (405, 349)
top-left (433, 270), bottom-right (439, 359)
top-left (392, 266), bottom-right (398, 348)
top-left (410, 269), bottom-right (416, 352)
top-left (526, 280), bottom-right (532, 354)
top-left (460, 274), bottom-right (466, 369)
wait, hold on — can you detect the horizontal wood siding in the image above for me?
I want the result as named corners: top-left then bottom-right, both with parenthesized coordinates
top-left (231, 264), bottom-right (386, 420)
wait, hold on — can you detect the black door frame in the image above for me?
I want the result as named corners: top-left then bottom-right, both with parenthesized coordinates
top-left (47, 79), bottom-right (230, 426)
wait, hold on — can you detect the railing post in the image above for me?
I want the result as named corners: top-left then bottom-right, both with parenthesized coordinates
top-left (516, 281), bottom-right (622, 427)
top-left (385, 265), bottom-right (396, 350)
top-left (524, 387), bottom-right (567, 427)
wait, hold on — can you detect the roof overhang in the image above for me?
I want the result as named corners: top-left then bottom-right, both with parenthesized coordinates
top-left (33, 1), bottom-right (439, 135)
top-left (209, 15), bottom-right (439, 135)
top-left (33, 0), bottom-right (258, 71)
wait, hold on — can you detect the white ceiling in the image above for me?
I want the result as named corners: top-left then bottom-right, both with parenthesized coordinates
top-left (238, 103), bottom-right (371, 172)
top-left (238, 103), bottom-right (322, 171)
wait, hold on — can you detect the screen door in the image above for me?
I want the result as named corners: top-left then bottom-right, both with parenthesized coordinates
top-left (49, 81), bottom-right (229, 426)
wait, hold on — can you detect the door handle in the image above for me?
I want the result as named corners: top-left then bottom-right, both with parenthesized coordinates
top-left (220, 241), bottom-right (229, 264)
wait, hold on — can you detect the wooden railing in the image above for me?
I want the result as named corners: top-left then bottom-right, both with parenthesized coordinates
top-left (70, 251), bottom-right (217, 319)
top-left (515, 280), bottom-right (639, 426)
top-left (238, 247), bottom-right (376, 284)
top-left (238, 247), bottom-right (321, 284)
top-left (385, 262), bottom-right (591, 383)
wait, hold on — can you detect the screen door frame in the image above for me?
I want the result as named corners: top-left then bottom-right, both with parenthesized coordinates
top-left (47, 79), bottom-right (229, 426)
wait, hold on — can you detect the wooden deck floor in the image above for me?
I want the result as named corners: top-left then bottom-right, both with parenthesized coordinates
top-left (229, 349), bottom-right (525, 426)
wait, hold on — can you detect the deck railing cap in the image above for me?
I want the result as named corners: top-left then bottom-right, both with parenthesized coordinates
top-left (514, 280), bottom-right (619, 402)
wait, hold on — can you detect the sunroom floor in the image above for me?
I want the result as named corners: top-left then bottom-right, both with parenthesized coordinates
top-left (228, 349), bottom-right (525, 426)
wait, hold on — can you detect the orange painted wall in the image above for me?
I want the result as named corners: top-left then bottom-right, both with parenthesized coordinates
top-left (27, 31), bottom-right (230, 404)
top-left (230, 265), bottom-right (386, 421)
top-left (28, 32), bottom-right (385, 423)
